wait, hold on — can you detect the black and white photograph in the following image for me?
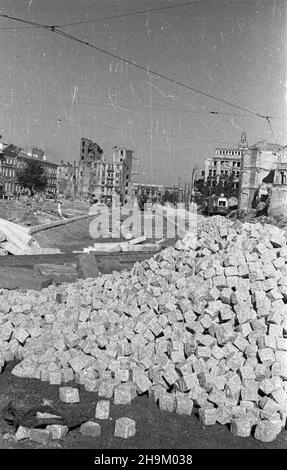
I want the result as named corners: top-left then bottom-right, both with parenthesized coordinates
top-left (0, 0), bottom-right (286, 463)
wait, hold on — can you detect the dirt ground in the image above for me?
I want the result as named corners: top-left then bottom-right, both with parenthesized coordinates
top-left (0, 362), bottom-right (286, 451)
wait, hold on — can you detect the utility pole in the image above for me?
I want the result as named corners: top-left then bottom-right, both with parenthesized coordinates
top-left (190, 165), bottom-right (198, 203)
top-left (237, 132), bottom-right (248, 217)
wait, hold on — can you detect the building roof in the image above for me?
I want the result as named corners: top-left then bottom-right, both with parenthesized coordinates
top-left (1, 143), bottom-right (58, 167)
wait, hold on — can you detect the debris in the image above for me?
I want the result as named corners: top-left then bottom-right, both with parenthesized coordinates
top-left (79, 421), bottom-right (101, 437)
top-left (15, 426), bottom-right (31, 441)
top-left (254, 421), bottom-right (281, 442)
top-left (29, 428), bottom-right (51, 445)
top-left (0, 215), bottom-right (286, 442)
top-left (114, 417), bottom-right (136, 439)
top-left (59, 387), bottom-right (80, 404)
top-left (95, 401), bottom-right (110, 420)
top-left (36, 412), bottom-right (62, 420)
top-left (46, 424), bottom-right (69, 440)
top-left (128, 235), bottom-right (147, 245)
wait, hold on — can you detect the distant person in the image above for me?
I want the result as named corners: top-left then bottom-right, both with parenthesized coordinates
top-left (57, 200), bottom-right (65, 219)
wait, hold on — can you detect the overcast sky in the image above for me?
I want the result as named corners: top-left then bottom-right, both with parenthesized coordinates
top-left (0, 0), bottom-right (286, 185)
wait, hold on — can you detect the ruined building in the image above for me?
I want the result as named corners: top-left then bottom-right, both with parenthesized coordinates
top-left (57, 138), bottom-right (134, 202)
top-left (57, 161), bottom-right (78, 198)
top-left (77, 138), bottom-right (104, 197)
top-left (238, 140), bottom-right (284, 213)
top-left (112, 146), bottom-right (134, 203)
top-left (204, 132), bottom-right (248, 190)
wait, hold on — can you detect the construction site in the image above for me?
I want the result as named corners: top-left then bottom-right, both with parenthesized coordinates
top-left (0, 194), bottom-right (285, 452)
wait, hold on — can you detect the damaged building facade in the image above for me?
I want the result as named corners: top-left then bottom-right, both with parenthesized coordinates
top-left (238, 140), bottom-right (287, 220)
top-left (57, 138), bottom-right (134, 203)
top-left (204, 133), bottom-right (248, 189)
top-left (57, 161), bottom-right (78, 198)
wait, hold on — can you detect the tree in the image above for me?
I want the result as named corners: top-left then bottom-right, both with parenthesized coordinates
top-left (202, 177), bottom-right (212, 198)
top-left (17, 160), bottom-right (48, 193)
top-left (161, 190), bottom-right (179, 205)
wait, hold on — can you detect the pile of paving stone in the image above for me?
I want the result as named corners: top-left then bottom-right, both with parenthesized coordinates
top-left (0, 215), bottom-right (287, 443)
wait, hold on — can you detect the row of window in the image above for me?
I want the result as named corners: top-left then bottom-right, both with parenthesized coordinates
top-left (216, 150), bottom-right (241, 156)
top-left (213, 160), bottom-right (241, 167)
top-left (0, 159), bottom-right (22, 168)
top-left (0, 157), bottom-right (57, 174)
top-left (209, 180), bottom-right (239, 188)
top-left (209, 169), bottom-right (240, 176)
top-left (0, 168), bottom-right (15, 177)
top-left (0, 167), bottom-right (57, 179)
top-left (1, 181), bottom-right (23, 192)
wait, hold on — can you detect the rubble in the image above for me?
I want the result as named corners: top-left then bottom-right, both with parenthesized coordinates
top-left (95, 400), bottom-right (110, 420)
top-left (59, 387), bottom-right (80, 404)
top-left (0, 215), bottom-right (286, 442)
top-left (0, 217), bottom-right (62, 256)
top-left (46, 424), bottom-right (69, 440)
top-left (15, 426), bottom-right (31, 441)
top-left (114, 417), bottom-right (136, 439)
top-left (79, 421), bottom-right (101, 437)
top-left (29, 428), bottom-right (51, 445)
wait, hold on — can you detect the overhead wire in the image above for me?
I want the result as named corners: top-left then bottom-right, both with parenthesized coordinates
top-left (0, 11), bottom-right (279, 141)
top-left (0, 1), bottom-right (208, 30)
top-left (53, 0), bottom-right (209, 28)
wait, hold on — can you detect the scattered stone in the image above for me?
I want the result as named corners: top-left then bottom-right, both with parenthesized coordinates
top-left (198, 407), bottom-right (217, 426)
top-left (230, 418), bottom-right (252, 437)
top-left (46, 425), bottom-right (69, 440)
top-left (254, 421), bottom-right (281, 442)
top-left (80, 421), bottom-right (101, 437)
top-left (59, 387), bottom-right (80, 403)
top-left (15, 426), bottom-right (31, 441)
top-left (29, 429), bottom-right (51, 445)
top-left (114, 417), bottom-right (136, 439)
top-left (0, 215), bottom-right (286, 443)
top-left (95, 400), bottom-right (110, 419)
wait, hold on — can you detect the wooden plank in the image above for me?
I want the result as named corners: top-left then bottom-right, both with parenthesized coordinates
top-left (0, 241), bottom-right (26, 255)
top-left (0, 225), bottom-right (31, 252)
top-left (0, 249), bottom-right (160, 269)
top-left (28, 213), bottom-right (95, 235)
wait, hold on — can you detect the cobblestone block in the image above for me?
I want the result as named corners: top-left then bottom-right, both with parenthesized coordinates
top-left (159, 393), bottom-right (176, 412)
top-left (230, 417), bottom-right (252, 437)
top-left (198, 406), bottom-right (217, 426)
top-left (15, 426), bottom-right (31, 441)
top-left (59, 387), bottom-right (80, 403)
top-left (176, 396), bottom-right (193, 415)
top-left (80, 421), bottom-right (101, 437)
top-left (114, 417), bottom-right (136, 439)
top-left (98, 380), bottom-right (116, 399)
top-left (254, 421), bottom-right (281, 442)
top-left (29, 429), bottom-right (51, 445)
top-left (95, 400), bottom-right (110, 419)
top-left (46, 425), bottom-right (69, 440)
